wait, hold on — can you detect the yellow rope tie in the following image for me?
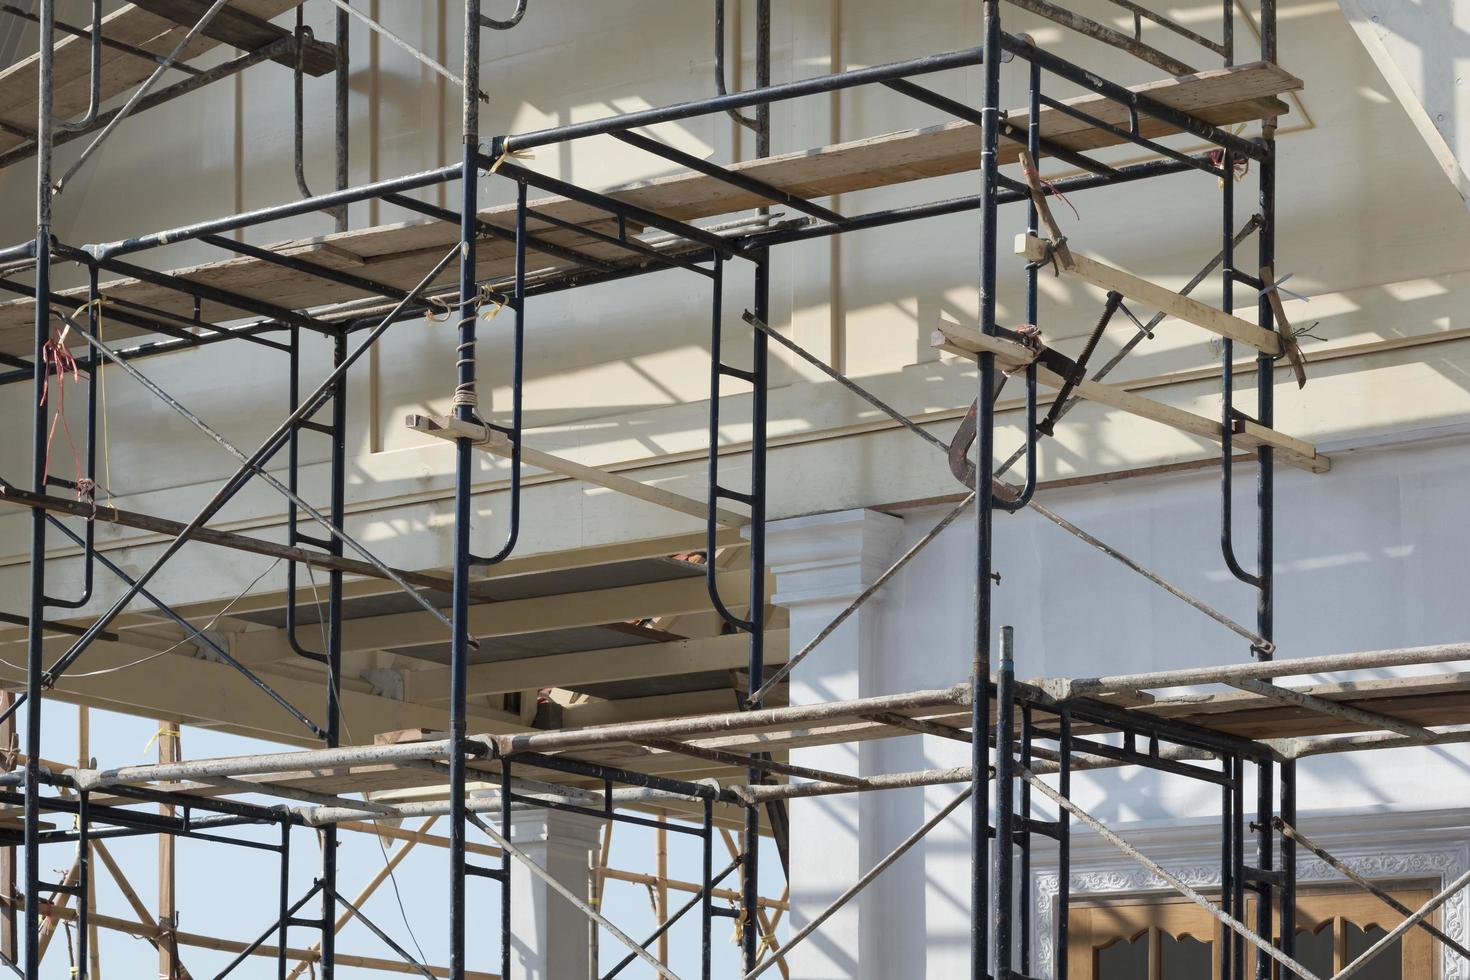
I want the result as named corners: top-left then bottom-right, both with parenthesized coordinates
top-left (142, 726), bottom-right (180, 756)
top-left (486, 141), bottom-right (534, 175)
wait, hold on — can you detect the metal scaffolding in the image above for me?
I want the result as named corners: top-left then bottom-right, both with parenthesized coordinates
top-left (2, 1), bottom-right (1466, 978)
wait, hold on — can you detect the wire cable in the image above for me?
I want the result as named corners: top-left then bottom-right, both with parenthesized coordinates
top-left (0, 558), bottom-right (282, 678)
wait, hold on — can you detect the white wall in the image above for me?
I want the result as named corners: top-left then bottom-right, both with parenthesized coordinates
top-left (774, 430), bottom-right (1470, 978)
top-left (6, 0), bottom-right (1470, 620)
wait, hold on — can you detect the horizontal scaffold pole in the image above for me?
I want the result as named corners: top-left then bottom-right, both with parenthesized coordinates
top-left (1041, 643), bottom-right (1470, 700)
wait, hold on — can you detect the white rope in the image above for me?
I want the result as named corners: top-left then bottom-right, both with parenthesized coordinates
top-left (0, 559), bottom-right (280, 679)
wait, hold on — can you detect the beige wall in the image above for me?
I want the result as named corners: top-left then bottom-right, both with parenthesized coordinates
top-left (1, 0), bottom-right (1468, 613)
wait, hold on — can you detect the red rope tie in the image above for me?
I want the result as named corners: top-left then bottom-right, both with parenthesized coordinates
top-left (38, 325), bottom-right (90, 506)
top-left (1208, 148), bottom-right (1249, 183)
top-left (1023, 166), bottom-right (1080, 221)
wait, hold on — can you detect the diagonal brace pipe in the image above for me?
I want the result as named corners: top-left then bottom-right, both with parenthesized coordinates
top-left (742, 787), bottom-right (973, 979)
top-left (465, 811), bottom-right (680, 980)
top-left (1021, 766), bottom-right (1323, 980)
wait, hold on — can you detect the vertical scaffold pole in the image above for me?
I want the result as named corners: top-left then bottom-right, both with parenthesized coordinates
top-left (449, 1), bottom-right (482, 976)
top-left (1055, 710), bottom-right (1071, 980)
top-left (24, 3), bottom-right (56, 976)
top-left (334, 0), bottom-right (350, 232)
top-left (1254, 8), bottom-right (1279, 976)
top-left (702, 799), bottom-right (715, 979)
top-left (740, 3), bottom-right (771, 972)
top-left (1280, 758), bottom-right (1296, 978)
top-left (500, 759), bottom-right (512, 980)
top-left (1220, 757), bottom-right (1233, 980)
top-left (320, 329), bottom-right (348, 980)
top-left (76, 791), bottom-right (89, 977)
top-left (973, 3), bottom-right (1002, 979)
top-left (1018, 702), bottom-right (1032, 975)
top-left (278, 817), bottom-right (292, 980)
top-left (993, 628), bottom-right (1016, 978)
top-left (1228, 758), bottom-right (1240, 980)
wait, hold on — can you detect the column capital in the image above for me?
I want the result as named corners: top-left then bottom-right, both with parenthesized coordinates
top-left (508, 807), bottom-right (602, 854)
top-left (767, 508), bottom-right (903, 608)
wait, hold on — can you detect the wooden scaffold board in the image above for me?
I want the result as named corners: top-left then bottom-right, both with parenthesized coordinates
top-left (0, 61), bottom-right (1302, 356)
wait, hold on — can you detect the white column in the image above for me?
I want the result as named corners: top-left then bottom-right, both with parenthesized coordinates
top-left (768, 509), bottom-right (902, 980)
top-left (506, 808), bottom-right (601, 980)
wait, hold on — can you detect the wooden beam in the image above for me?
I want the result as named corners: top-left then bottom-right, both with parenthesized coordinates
top-left (1015, 233), bottom-right (1283, 353)
top-left (405, 630), bottom-right (788, 703)
top-left (0, 1), bottom-right (313, 153)
top-left (599, 866), bottom-right (789, 912)
top-left (35, 857), bottom-right (79, 962)
top-left (656, 818), bottom-right (669, 967)
top-left (406, 413), bottom-right (749, 527)
top-left (932, 322), bottom-right (1328, 473)
top-left (92, 840), bottom-right (192, 976)
top-left (0, 484), bottom-right (456, 593)
top-left (158, 723), bottom-right (182, 980)
top-left (78, 709), bottom-right (102, 980)
top-left (0, 642), bottom-right (522, 747)
top-left (128, 0), bottom-right (339, 74)
top-left (230, 569), bottom-right (750, 662)
top-left (558, 690), bottom-right (772, 728)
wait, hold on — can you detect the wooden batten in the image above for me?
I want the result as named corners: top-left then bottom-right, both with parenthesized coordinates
top-left (1015, 234), bottom-right (1283, 354)
top-left (405, 412), bottom-right (749, 527)
top-left (932, 321), bottom-right (1329, 473)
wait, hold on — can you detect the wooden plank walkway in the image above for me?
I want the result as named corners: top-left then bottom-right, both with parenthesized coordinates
top-left (0, 61), bottom-right (1301, 355)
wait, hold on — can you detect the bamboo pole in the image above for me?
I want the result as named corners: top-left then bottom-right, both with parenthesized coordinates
top-left (35, 857), bottom-right (80, 961)
top-left (589, 821), bottom-right (613, 977)
top-left (656, 818), bottom-right (668, 966)
top-left (79, 708), bottom-right (101, 979)
top-left (8, 896), bottom-right (493, 978)
top-left (157, 721), bottom-right (181, 979)
top-left (92, 840), bottom-right (192, 976)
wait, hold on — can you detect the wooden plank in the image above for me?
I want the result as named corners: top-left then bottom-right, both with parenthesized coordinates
top-left (228, 569), bottom-right (751, 661)
top-left (404, 630), bottom-right (791, 703)
top-left (592, 62), bottom-right (1299, 222)
top-left (406, 412), bottom-right (750, 527)
top-left (930, 321), bottom-right (1039, 371)
top-left (0, 1), bottom-right (314, 148)
top-left (158, 723), bottom-right (182, 979)
top-left (129, 0), bottom-right (337, 75)
top-left (1016, 233), bottom-right (1282, 353)
top-left (0, 62), bottom-right (1301, 355)
top-left (932, 321), bottom-right (1329, 473)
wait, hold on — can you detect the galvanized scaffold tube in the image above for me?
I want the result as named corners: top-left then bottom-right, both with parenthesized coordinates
top-left (448, 1), bottom-right (484, 975)
top-left (973, 4), bottom-right (1003, 978)
top-left (25, 2), bottom-right (56, 975)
